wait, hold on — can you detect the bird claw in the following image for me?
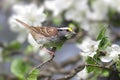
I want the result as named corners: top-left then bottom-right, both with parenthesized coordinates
top-left (48, 47), bottom-right (56, 56)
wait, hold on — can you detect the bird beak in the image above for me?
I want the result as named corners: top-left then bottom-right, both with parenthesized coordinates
top-left (67, 27), bottom-right (76, 34)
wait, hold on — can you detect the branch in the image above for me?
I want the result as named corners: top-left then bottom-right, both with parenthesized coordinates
top-left (29, 47), bottom-right (56, 74)
top-left (56, 63), bottom-right (120, 80)
top-left (57, 62), bottom-right (85, 80)
top-left (86, 64), bottom-right (120, 74)
top-left (29, 55), bottom-right (55, 74)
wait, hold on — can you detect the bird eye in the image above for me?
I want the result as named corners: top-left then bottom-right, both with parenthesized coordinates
top-left (66, 29), bottom-right (70, 32)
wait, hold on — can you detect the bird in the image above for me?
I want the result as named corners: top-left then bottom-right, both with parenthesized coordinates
top-left (15, 19), bottom-right (75, 48)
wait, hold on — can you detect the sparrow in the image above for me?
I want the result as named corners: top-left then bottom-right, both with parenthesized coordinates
top-left (15, 19), bottom-right (75, 48)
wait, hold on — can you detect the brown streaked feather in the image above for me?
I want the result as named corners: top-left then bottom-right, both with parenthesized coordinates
top-left (16, 19), bottom-right (58, 37)
top-left (16, 19), bottom-right (31, 29)
top-left (33, 27), bottom-right (58, 37)
top-left (16, 19), bottom-right (39, 34)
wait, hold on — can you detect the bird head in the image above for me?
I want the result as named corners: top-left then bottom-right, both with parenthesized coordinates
top-left (57, 27), bottom-right (76, 37)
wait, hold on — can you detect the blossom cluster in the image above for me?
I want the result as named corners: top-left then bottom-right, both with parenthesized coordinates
top-left (77, 37), bottom-right (120, 63)
top-left (9, 3), bottom-right (46, 49)
top-left (45, 0), bottom-right (120, 22)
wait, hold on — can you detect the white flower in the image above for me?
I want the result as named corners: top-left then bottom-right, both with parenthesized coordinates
top-left (9, 15), bottom-right (28, 43)
top-left (65, 0), bottom-right (89, 22)
top-left (100, 44), bottom-right (120, 63)
top-left (76, 67), bottom-right (88, 80)
top-left (10, 3), bottom-right (46, 27)
top-left (44, 0), bottom-right (73, 16)
top-left (9, 15), bottom-right (26, 33)
top-left (9, 3), bottom-right (46, 44)
top-left (102, 0), bottom-right (120, 12)
top-left (87, 0), bottom-right (109, 21)
top-left (77, 37), bottom-right (100, 57)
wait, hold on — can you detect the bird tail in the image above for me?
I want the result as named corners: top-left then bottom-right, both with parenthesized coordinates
top-left (15, 19), bottom-right (31, 29)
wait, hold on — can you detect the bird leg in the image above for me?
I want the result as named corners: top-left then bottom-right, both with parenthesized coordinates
top-left (28, 47), bottom-right (56, 76)
top-left (47, 47), bottom-right (56, 56)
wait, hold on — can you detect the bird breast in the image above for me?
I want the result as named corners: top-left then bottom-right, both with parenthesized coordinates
top-left (36, 35), bottom-right (58, 44)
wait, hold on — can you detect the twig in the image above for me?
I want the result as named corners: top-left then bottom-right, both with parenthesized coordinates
top-left (57, 63), bottom-right (120, 80)
top-left (29, 47), bottom-right (56, 74)
top-left (86, 64), bottom-right (120, 74)
top-left (29, 55), bottom-right (55, 74)
top-left (57, 62), bottom-right (85, 80)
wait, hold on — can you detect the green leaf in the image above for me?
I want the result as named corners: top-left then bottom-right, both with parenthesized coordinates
top-left (0, 76), bottom-right (4, 80)
top-left (27, 69), bottom-right (39, 80)
top-left (98, 37), bottom-right (111, 50)
top-left (101, 70), bottom-right (109, 77)
top-left (116, 61), bottom-right (120, 72)
top-left (86, 57), bottom-right (96, 73)
top-left (3, 41), bottom-right (21, 58)
top-left (97, 27), bottom-right (106, 41)
top-left (52, 17), bottom-right (62, 25)
top-left (108, 9), bottom-right (120, 26)
top-left (25, 45), bottom-right (34, 54)
top-left (11, 58), bottom-right (30, 79)
top-left (87, 57), bottom-right (96, 64)
top-left (69, 23), bottom-right (75, 28)
top-left (88, 0), bottom-right (96, 6)
top-left (86, 56), bottom-right (102, 74)
top-left (86, 65), bottom-right (94, 73)
top-left (5, 40), bottom-right (21, 51)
